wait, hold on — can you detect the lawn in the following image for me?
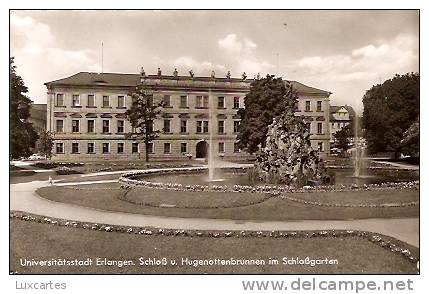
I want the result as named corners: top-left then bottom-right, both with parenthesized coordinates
top-left (10, 218), bottom-right (418, 274)
top-left (37, 184), bottom-right (419, 221)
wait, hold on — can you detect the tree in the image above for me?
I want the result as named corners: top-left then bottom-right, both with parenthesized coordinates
top-left (334, 124), bottom-right (353, 153)
top-left (401, 117), bottom-right (419, 157)
top-left (125, 68), bottom-right (163, 162)
top-left (36, 130), bottom-right (54, 159)
top-left (362, 73), bottom-right (419, 157)
top-left (237, 75), bottom-right (298, 153)
top-left (10, 57), bottom-right (38, 159)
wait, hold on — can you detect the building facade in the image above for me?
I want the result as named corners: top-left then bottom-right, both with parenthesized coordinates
top-left (329, 105), bottom-right (356, 145)
top-left (45, 72), bottom-right (331, 161)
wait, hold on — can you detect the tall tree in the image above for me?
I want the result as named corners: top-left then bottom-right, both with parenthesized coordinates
top-left (10, 57), bottom-right (38, 159)
top-left (36, 130), bottom-right (54, 159)
top-left (125, 68), bottom-right (163, 162)
top-left (333, 124), bottom-right (353, 153)
top-left (362, 73), bottom-right (419, 157)
top-left (237, 75), bottom-right (298, 153)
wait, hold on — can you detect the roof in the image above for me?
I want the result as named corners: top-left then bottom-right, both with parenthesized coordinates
top-left (330, 105), bottom-right (356, 115)
top-left (45, 72), bottom-right (331, 96)
top-left (288, 80), bottom-right (331, 96)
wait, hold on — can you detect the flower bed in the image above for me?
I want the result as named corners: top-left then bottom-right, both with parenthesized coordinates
top-left (10, 211), bottom-right (419, 264)
top-left (119, 167), bottom-right (419, 195)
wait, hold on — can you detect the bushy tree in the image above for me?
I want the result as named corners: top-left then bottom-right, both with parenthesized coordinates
top-left (334, 124), bottom-right (353, 153)
top-left (401, 117), bottom-right (419, 157)
top-left (362, 73), bottom-right (419, 157)
top-left (237, 75), bottom-right (298, 153)
top-left (125, 68), bottom-right (163, 162)
top-left (10, 57), bottom-right (38, 159)
top-left (36, 130), bottom-right (54, 159)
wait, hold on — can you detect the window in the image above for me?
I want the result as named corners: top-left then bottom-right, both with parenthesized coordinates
top-left (102, 120), bottom-right (110, 133)
top-left (318, 142), bottom-right (323, 151)
top-left (233, 121), bottom-right (240, 133)
top-left (117, 143), bottom-right (124, 153)
top-left (218, 96), bottom-right (225, 108)
top-left (56, 143), bottom-right (64, 154)
top-left (180, 95), bottom-right (188, 108)
top-left (317, 122), bottom-right (323, 134)
top-left (163, 95), bottom-right (171, 107)
top-left (163, 119), bottom-right (171, 133)
top-left (163, 143), bottom-right (171, 154)
top-left (71, 143), bottom-right (79, 154)
top-left (72, 120), bottom-right (80, 133)
top-left (218, 142), bottom-right (225, 153)
top-left (218, 121), bottom-right (225, 134)
top-left (102, 95), bottom-right (110, 107)
top-left (233, 97), bottom-right (240, 109)
top-left (180, 120), bottom-right (187, 133)
top-left (337, 122), bottom-right (341, 128)
top-left (147, 142), bottom-right (154, 154)
top-left (87, 120), bottom-right (95, 133)
top-left (72, 95), bottom-right (80, 107)
top-left (196, 96), bottom-right (209, 108)
top-left (87, 143), bottom-right (94, 154)
top-left (317, 101), bottom-right (322, 111)
top-left (118, 96), bottom-right (125, 108)
top-left (87, 94), bottom-right (95, 107)
top-left (132, 142), bottom-right (139, 153)
top-left (181, 142), bottom-right (187, 153)
top-left (234, 142), bottom-right (240, 153)
top-left (55, 94), bottom-right (64, 107)
top-left (305, 101), bottom-right (311, 111)
top-left (102, 143), bottom-right (109, 153)
top-left (117, 120), bottom-right (124, 133)
top-left (56, 120), bottom-right (64, 133)
top-left (197, 121), bottom-right (209, 133)
top-left (196, 96), bottom-right (203, 108)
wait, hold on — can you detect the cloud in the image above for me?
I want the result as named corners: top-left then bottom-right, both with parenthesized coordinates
top-left (170, 34), bottom-right (274, 78)
top-left (218, 34), bottom-right (257, 55)
top-left (10, 14), bottom-right (101, 101)
top-left (287, 33), bottom-right (418, 113)
top-left (292, 34), bottom-right (418, 82)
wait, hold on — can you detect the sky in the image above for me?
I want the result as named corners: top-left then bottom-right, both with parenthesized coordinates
top-left (10, 10), bottom-right (419, 113)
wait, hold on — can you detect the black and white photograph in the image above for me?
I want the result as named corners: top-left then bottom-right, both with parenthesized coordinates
top-left (7, 6), bottom-right (422, 293)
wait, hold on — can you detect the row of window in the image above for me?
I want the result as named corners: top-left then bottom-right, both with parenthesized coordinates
top-left (305, 122), bottom-right (324, 134)
top-left (55, 141), bottom-right (240, 154)
top-left (304, 100), bottom-right (324, 112)
top-left (57, 119), bottom-right (124, 134)
top-left (56, 94), bottom-right (126, 108)
top-left (332, 122), bottom-right (348, 128)
top-left (56, 119), bottom-right (241, 134)
top-left (55, 93), bottom-right (242, 109)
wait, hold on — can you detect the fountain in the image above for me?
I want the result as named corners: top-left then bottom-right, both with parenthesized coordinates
top-left (353, 114), bottom-right (366, 177)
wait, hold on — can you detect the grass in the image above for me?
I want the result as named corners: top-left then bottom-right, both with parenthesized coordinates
top-left (10, 218), bottom-right (418, 274)
top-left (288, 189), bottom-right (418, 205)
top-left (37, 184), bottom-right (419, 221)
top-left (123, 187), bottom-right (271, 208)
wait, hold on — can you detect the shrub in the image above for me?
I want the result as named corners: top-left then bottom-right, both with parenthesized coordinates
top-left (55, 166), bottom-right (82, 175)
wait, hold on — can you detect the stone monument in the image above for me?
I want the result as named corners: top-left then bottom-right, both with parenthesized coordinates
top-left (253, 109), bottom-right (329, 187)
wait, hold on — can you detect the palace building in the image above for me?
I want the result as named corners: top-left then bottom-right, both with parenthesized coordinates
top-left (45, 71), bottom-right (331, 161)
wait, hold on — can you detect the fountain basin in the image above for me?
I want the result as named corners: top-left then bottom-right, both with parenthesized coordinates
top-left (120, 166), bottom-right (418, 193)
